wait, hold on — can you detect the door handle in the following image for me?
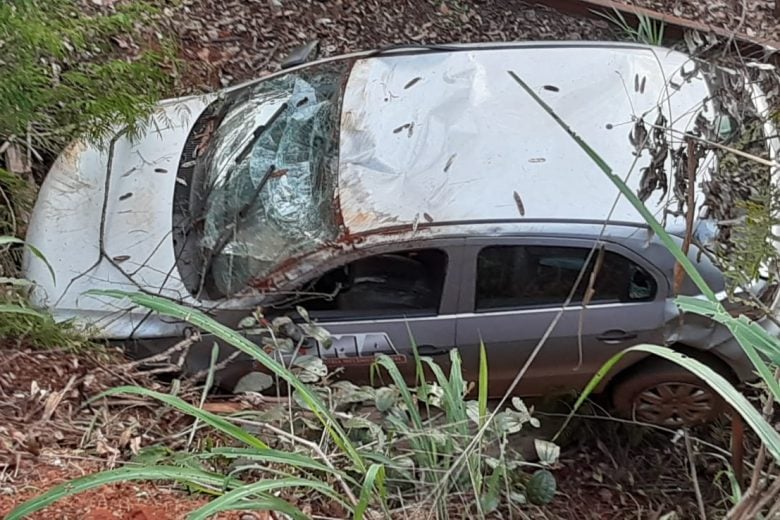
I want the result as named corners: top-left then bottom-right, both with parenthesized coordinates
top-left (596, 330), bottom-right (638, 344)
top-left (416, 345), bottom-right (451, 356)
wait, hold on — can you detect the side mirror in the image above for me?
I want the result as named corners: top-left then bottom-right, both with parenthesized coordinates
top-left (280, 40), bottom-right (320, 70)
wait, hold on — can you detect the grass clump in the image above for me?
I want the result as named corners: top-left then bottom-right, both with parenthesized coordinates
top-left (6, 294), bottom-right (558, 518)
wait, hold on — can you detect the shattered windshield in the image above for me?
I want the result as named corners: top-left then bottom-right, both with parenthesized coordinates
top-left (195, 62), bottom-right (347, 297)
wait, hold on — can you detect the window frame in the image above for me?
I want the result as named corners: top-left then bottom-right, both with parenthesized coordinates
top-left (459, 236), bottom-right (666, 314)
top-left (263, 239), bottom-right (465, 322)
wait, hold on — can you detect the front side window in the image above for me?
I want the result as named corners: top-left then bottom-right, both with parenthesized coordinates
top-left (475, 245), bottom-right (656, 311)
top-left (272, 249), bottom-right (448, 319)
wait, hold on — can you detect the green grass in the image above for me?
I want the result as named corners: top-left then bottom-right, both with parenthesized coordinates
top-left (595, 8), bottom-right (665, 45)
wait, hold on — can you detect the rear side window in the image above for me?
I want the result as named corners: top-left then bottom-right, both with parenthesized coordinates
top-left (274, 249), bottom-right (448, 318)
top-left (475, 245), bottom-right (656, 311)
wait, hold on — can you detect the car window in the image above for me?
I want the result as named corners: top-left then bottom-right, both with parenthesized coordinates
top-left (475, 245), bottom-right (656, 311)
top-left (272, 249), bottom-right (448, 318)
top-left (184, 62), bottom-right (350, 298)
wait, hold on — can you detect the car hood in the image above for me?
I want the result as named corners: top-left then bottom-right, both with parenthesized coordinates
top-left (23, 95), bottom-right (214, 336)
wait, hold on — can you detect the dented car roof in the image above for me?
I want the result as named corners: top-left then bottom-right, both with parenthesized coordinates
top-left (338, 44), bottom-right (712, 233)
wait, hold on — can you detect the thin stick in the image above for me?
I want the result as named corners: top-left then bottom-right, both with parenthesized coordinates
top-left (732, 414), bottom-right (745, 483)
top-left (119, 334), bottom-right (198, 369)
top-left (728, 368), bottom-right (779, 519)
top-left (187, 344), bottom-right (219, 449)
top-left (674, 138), bottom-right (697, 294)
top-left (685, 430), bottom-right (707, 520)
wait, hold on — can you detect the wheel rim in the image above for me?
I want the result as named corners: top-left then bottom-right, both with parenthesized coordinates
top-left (632, 382), bottom-right (717, 426)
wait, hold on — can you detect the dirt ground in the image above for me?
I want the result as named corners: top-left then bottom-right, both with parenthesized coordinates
top-left (629, 0), bottom-right (779, 41)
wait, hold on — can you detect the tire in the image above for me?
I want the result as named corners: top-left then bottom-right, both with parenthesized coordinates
top-left (611, 358), bottom-right (729, 427)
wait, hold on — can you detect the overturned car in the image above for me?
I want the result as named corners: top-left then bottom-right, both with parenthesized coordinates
top-left (24, 42), bottom-right (780, 426)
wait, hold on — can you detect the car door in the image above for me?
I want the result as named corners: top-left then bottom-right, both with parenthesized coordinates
top-left (455, 236), bottom-right (668, 397)
top-left (271, 240), bottom-right (464, 387)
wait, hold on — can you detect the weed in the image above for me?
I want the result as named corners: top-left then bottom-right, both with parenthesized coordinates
top-left (6, 294), bottom-right (556, 518)
top-left (0, 236), bottom-right (86, 348)
top-left (596, 8), bottom-right (665, 46)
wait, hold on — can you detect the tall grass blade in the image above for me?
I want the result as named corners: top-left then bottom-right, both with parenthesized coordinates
top-left (555, 344), bottom-right (780, 461)
top-left (478, 340), bottom-right (488, 426)
top-left (87, 290), bottom-right (364, 470)
top-left (374, 354), bottom-right (424, 430)
top-left (355, 464), bottom-right (387, 520)
top-left (6, 466), bottom-right (234, 520)
top-left (0, 235), bottom-right (56, 283)
top-left (207, 447), bottom-right (352, 480)
top-left (0, 303), bottom-right (47, 318)
top-left (675, 296), bottom-right (780, 401)
top-left (193, 497), bottom-right (308, 520)
top-left (188, 477), bottom-right (347, 520)
top-left (93, 386), bottom-right (268, 450)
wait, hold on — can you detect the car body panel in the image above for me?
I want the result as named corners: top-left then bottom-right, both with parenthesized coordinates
top-left (338, 45), bottom-right (713, 235)
top-left (24, 96), bottom-right (212, 337)
top-left (455, 236), bottom-right (669, 396)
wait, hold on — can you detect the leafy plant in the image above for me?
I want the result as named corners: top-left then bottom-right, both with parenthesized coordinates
top-left (7, 291), bottom-right (556, 518)
top-left (0, 0), bottom-right (174, 150)
top-left (595, 8), bottom-right (665, 46)
top-left (0, 0), bottom-right (175, 240)
top-left (369, 342), bottom-right (553, 516)
top-left (5, 292), bottom-right (381, 519)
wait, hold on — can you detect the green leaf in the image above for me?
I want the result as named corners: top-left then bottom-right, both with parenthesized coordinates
top-left (6, 466), bottom-right (234, 520)
top-left (291, 354), bottom-right (328, 383)
top-left (208, 447), bottom-right (354, 483)
top-left (0, 236), bottom-right (55, 284)
top-left (374, 354), bottom-right (423, 430)
top-left (478, 340), bottom-right (488, 427)
top-left (0, 303), bottom-right (47, 318)
top-left (374, 386), bottom-right (398, 413)
top-left (192, 497), bottom-right (307, 520)
top-left (355, 464), bottom-right (387, 520)
top-left (479, 466), bottom-right (503, 513)
top-left (188, 477), bottom-right (346, 520)
top-left (92, 386), bottom-right (268, 450)
top-left (556, 345), bottom-right (780, 461)
top-left (233, 371), bottom-right (275, 394)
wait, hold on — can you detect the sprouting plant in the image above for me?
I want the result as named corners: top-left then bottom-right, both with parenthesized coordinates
top-left (595, 8), bottom-right (665, 46)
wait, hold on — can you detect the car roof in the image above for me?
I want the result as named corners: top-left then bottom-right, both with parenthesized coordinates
top-left (335, 43), bottom-right (715, 237)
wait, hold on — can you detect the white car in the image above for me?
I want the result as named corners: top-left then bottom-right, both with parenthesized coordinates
top-left (24, 42), bottom-right (780, 425)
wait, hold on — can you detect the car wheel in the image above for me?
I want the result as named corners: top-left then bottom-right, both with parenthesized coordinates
top-left (611, 359), bottom-right (728, 427)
